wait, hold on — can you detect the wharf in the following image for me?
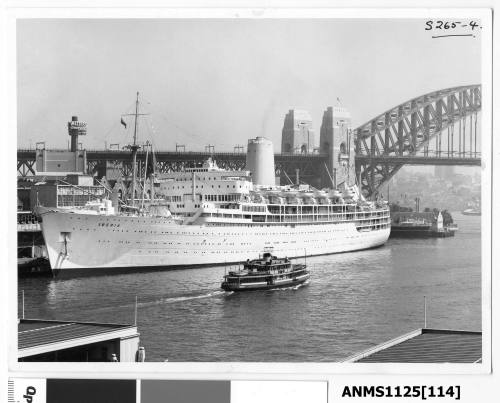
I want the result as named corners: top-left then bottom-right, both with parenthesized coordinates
top-left (390, 226), bottom-right (456, 238)
top-left (390, 211), bottom-right (457, 238)
top-left (342, 328), bottom-right (481, 363)
top-left (17, 211), bottom-right (50, 275)
top-left (18, 257), bottom-right (51, 276)
top-left (18, 318), bottom-right (142, 362)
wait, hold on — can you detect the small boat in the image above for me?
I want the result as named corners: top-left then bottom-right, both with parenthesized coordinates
top-left (462, 208), bottom-right (481, 216)
top-left (221, 252), bottom-right (310, 291)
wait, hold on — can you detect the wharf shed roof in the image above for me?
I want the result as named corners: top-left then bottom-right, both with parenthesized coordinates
top-left (343, 328), bottom-right (481, 364)
top-left (18, 319), bottom-right (138, 357)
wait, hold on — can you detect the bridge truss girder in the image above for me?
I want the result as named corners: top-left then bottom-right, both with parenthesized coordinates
top-left (354, 84), bottom-right (481, 197)
top-left (356, 161), bottom-right (403, 200)
top-left (17, 158), bottom-right (36, 177)
top-left (84, 151), bottom-right (327, 188)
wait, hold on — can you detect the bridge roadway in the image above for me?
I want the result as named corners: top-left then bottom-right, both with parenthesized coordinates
top-left (84, 149), bottom-right (326, 162)
top-left (18, 148), bottom-right (480, 190)
top-left (17, 149), bottom-right (329, 188)
top-left (17, 149), bottom-right (328, 165)
top-left (18, 148), bottom-right (326, 160)
top-left (355, 155), bottom-right (481, 166)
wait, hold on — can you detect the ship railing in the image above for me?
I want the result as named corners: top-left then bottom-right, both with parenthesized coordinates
top-left (17, 223), bottom-right (42, 232)
top-left (18, 211), bottom-right (39, 223)
top-left (203, 204), bottom-right (390, 221)
top-left (204, 212), bottom-right (390, 225)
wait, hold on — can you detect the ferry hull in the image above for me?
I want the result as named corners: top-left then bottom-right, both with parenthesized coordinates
top-left (41, 211), bottom-right (391, 271)
top-left (221, 275), bottom-right (310, 291)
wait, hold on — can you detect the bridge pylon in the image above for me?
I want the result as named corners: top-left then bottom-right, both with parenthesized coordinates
top-left (319, 106), bottom-right (355, 189)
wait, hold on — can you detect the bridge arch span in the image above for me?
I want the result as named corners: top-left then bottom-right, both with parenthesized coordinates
top-left (354, 84), bottom-right (481, 197)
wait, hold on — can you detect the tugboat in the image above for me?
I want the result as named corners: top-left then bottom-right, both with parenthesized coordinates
top-left (221, 251), bottom-right (310, 291)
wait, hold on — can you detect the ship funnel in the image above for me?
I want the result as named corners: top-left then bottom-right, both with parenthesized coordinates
top-left (246, 137), bottom-right (275, 186)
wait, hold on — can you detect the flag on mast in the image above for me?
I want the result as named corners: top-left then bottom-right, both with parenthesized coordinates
top-left (121, 117), bottom-right (127, 128)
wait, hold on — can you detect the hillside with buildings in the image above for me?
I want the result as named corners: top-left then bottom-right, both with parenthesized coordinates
top-left (381, 166), bottom-right (481, 213)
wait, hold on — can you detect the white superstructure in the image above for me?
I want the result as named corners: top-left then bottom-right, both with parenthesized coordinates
top-left (40, 157), bottom-right (390, 272)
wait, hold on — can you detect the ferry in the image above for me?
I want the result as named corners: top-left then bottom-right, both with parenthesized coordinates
top-left (221, 252), bottom-right (309, 291)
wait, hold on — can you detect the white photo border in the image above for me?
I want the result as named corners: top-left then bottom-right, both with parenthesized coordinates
top-left (2, 4), bottom-right (494, 384)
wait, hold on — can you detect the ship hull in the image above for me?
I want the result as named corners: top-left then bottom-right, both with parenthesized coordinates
top-left (41, 211), bottom-right (391, 271)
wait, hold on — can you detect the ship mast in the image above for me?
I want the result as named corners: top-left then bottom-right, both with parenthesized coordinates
top-left (130, 92), bottom-right (141, 207)
top-left (122, 92), bottom-right (150, 208)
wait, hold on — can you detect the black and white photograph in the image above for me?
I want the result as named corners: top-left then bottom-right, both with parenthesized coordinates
top-left (8, 8), bottom-right (492, 374)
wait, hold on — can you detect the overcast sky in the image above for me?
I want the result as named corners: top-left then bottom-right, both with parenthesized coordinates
top-left (17, 19), bottom-right (481, 151)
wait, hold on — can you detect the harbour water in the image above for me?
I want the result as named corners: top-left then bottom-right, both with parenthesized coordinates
top-left (18, 213), bottom-right (481, 362)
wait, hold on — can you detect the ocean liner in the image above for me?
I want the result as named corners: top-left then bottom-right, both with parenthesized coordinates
top-left (40, 95), bottom-right (391, 272)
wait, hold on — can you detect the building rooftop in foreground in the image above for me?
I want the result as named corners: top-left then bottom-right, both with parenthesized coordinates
top-left (18, 318), bottom-right (140, 361)
top-left (343, 328), bottom-right (482, 363)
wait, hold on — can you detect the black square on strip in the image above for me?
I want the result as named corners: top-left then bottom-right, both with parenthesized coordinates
top-left (47, 379), bottom-right (136, 403)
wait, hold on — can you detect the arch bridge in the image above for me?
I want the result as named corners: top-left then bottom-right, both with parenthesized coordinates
top-left (354, 84), bottom-right (481, 196)
top-left (17, 85), bottom-right (482, 198)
